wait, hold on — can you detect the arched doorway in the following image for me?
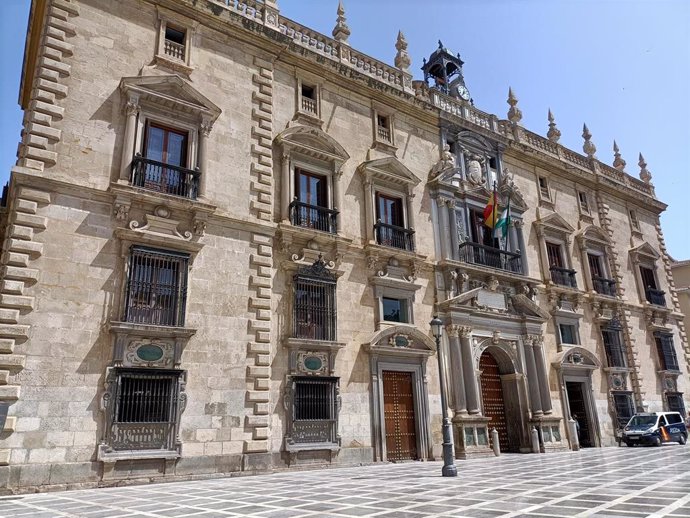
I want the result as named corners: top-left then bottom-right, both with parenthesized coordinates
top-left (479, 350), bottom-right (509, 452)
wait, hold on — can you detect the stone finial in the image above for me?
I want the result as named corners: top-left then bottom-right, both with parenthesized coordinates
top-left (394, 31), bottom-right (411, 73)
top-left (507, 87), bottom-right (522, 125)
top-left (332, 0), bottom-right (351, 44)
top-left (547, 109), bottom-right (561, 143)
top-left (582, 123), bottom-right (597, 158)
top-left (612, 140), bottom-right (626, 170)
top-left (638, 153), bottom-right (653, 184)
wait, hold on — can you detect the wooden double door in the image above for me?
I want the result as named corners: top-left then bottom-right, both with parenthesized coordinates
top-left (479, 351), bottom-right (510, 452)
top-left (382, 370), bottom-right (418, 461)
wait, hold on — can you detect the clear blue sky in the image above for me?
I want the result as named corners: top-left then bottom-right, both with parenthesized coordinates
top-left (1, 0), bottom-right (688, 259)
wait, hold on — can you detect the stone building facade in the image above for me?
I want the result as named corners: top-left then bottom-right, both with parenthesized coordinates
top-left (0, 0), bottom-right (687, 492)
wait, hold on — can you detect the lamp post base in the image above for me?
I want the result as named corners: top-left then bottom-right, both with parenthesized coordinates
top-left (441, 463), bottom-right (458, 477)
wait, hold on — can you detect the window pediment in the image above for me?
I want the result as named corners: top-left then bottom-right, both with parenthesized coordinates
top-left (629, 241), bottom-right (660, 262)
top-left (365, 325), bottom-right (435, 357)
top-left (357, 157), bottom-right (420, 188)
top-left (552, 346), bottom-right (601, 370)
top-left (535, 212), bottom-right (575, 236)
top-left (276, 126), bottom-right (350, 164)
top-left (576, 225), bottom-right (611, 247)
top-left (120, 75), bottom-right (221, 122)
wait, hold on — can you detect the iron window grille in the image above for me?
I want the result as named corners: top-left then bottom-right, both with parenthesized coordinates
top-left (291, 376), bottom-right (338, 445)
top-left (666, 393), bottom-right (686, 416)
top-left (124, 247), bottom-right (189, 327)
top-left (612, 392), bottom-right (635, 429)
top-left (654, 333), bottom-right (680, 372)
top-left (601, 325), bottom-right (626, 368)
top-left (293, 257), bottom-right (337, 341)
top-left (109, 369), bottom-right (181, 451)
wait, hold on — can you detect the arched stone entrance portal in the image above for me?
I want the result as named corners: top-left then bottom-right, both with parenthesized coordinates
top-left (479, 350), bottom-right (510, 452)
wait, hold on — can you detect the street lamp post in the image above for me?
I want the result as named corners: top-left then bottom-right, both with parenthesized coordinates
top-left (430, 315), bottom-right (458, 477)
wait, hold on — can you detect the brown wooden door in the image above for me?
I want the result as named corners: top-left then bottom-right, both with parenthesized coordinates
top-left (382, 370), bottom-right (417, 461)
top-left (479, 351), bottom-right (509, 452)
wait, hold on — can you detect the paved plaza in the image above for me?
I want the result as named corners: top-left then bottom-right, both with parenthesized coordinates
top-left (1, 446), bottom-right (689, 518)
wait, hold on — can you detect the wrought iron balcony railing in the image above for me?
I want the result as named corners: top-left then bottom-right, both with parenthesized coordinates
top-left (550, 266), bottom-right (577, 288)
top-left (458, 241), bottom-right (522, 274)
top-left (289, 200), bottom-right (338, 234)
top-left (374, 221), bottom-right (415, 252)
top-left (592, 276), bottom-right (617, 297)
top-left (131, 155), bottom-right (200, 200)
top-left (645, 287), bottom-right (666, 307)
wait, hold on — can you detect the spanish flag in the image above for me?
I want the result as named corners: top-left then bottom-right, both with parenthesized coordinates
top-left (483, 191), bottom-right (498, 228)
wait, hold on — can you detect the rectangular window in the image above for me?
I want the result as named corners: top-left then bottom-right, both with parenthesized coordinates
top-left (290, 377), bottom-right (338, 445)
top-left (578, 191), bottom-right (590, 214)
top-left (640, 266), bottom-right (658, 290)
top-left (546, 242), bottom-right (563, 268)
top-left (132, 123), bottom-right (197, 199)
top-left (470, 209), bottom-right (499, 249)
top-left (538, 177), bottom-right (550, 199)
top-left (612, 392), bottom-right (635, 429)
top-left (382, 297), bottom-right (408, 323)
top-left (655, 334), bottom-right (680, 371)
top-left (294, 275), bottom-right (337, 341)
top-left (629, 209), bottom-right (640, 231)
top-left (124, 247), bottom-right (189, 327)
top-left (290, 168), bottom-right (336, 233)
top-left (558, 323), bottom-right (578, 345)
top-left (588, 253), bottom-right (603, 278)
top-left (376, 114), bottom-right (391, 142)
top-left (374, 193), bottom-right (413, 251)
top-left (666, 393), bottom-right (686, 416)
top-left (602, 328), bottom-right (626, 368)
top-left (109, 369), bottom-right (181, 451)
top-left (164, 25), bottom-right (186, 61)
top-left (300, 84), bottom-right (318, 115)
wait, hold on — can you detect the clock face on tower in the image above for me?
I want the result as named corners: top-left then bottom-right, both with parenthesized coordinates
top-left (455, 84), bottom-right (470, 101)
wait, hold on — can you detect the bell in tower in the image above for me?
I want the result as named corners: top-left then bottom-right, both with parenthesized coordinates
top-left (421, 40), bottom-right (471, 102)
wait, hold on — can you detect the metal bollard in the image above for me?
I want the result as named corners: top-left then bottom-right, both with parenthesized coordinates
top-left (531, 426), bottom-right (540, 453)
top-left (567, 419), bottom-right (580, 451)
top-left (491, 428), bottom-right (500, 456)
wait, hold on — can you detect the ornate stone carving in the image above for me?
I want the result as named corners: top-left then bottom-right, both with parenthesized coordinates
top-left (638, 153), bottom-right (652, 184)
top-left (612, 140), bottom-right (626, 171)
top-left (193, 220), bottom-right (207, 237)
top-left (491, 330), bottom-right (500, 345)
top-left (430, 143), bottom-right (456, 178)
top-left (114, 202), bottom-right (129, 221)
top-left (394, 30), bottom-right (411, 73)
top-left (459, 326), bottom-right (472, 338)
top-left (582, 123), bottom-right (597, 158)
top-left (332, 0), bottom-right (351, 44)
top-left (464, 150), bottom-right (486, 186)
top-left (507, 87), bottom-right (522, 125)
top-left (547, 109), bottom-right (561, 143)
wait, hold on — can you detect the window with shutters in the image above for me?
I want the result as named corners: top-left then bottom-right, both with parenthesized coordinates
top-left (601, 325), bottom-right (627, 368)
top-left (654, 333), bottom-right (680, 372)
top-left (124, 247), bottom-right (189, 327)
top-left (612, 392), bottom-right (635, 429)
top-left (104, 368), bottom-right (183, 453)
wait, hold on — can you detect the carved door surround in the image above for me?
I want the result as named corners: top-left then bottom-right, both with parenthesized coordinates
top-left (365, 326), bottom-right (434, 462)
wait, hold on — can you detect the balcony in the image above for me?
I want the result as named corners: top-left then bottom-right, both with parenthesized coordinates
top-left (377, 125), bottom-right (391, 143)
top-left (301, 96), bottom-right (317, 115)
top-left (645, 288), bottom-right (666, 307)
top-left (289, 200), bottom-right (338, 234)
top-left (458, 242), bottom-right (522, 274)
top-left (131, 155), bottom-right (199, 200)
top-left (374, 221), bottom-right (415, 252)
top-left (550, 266), bottom-right (577, 288)
top-left (163, 39), bottom-right (185, 61)
top-left (592, 276), bottom-right (617, 297)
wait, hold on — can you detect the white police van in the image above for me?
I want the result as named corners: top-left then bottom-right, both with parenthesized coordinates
top-left (621, 412), bottom-right (687, 447)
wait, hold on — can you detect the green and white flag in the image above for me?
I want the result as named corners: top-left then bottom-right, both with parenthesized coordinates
top-left (493, 197), bottom-right (510, 239)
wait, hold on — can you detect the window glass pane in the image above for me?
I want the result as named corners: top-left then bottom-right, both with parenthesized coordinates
top-left (145, 126), bottom-right (165, 162)
top-left (166, 132), bottom-right (186, 166)
top-left (376, 194), bottom-right (404, 227)
top-left (383, 297), bottom-right (405, 323)
top-left (165, 26), bottom-right (185, 45)
top-left (559, 324), bottom-right (577, 344)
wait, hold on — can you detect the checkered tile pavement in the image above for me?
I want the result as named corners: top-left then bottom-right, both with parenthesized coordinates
top-left (1, 445), bottom-right (689, 517)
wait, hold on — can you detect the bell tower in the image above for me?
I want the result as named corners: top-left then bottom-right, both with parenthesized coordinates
top-left (421, 41), bottom-right (470, 102)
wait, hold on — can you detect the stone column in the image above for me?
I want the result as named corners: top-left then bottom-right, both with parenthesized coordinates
top-left (333, 166), bottom-right (343, 233)
top-left (406, 188), bottom-right (416, 231)
top-left (460, 327), bottom-right (480, 414)
top-left (532, 336), bottom-right (552, 414)
top-left (119, 94), bottom-right (139, 181)
top-left (197, 117), bottom-right (212, 198)
top-left (536, 226), bottom-right (550, 283)
top-left (280, 152), bottom-right (290, 223)
top-left (523, 335), bottom-right (543, 417)
top-left (438, 197), bottom-right (451, 260)
top-left (365, 178), bottom-right (375, 242)
top-left (578, 238), bottom-right (593, 292)
top-left (446, 325), bottom-right (467, 414)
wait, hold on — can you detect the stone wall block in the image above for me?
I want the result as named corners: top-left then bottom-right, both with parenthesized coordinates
top-left (15, 199), bottom-right (38, 214)
top-left (257, 266), bottom-right (271, 277)
top-left (255, 354), bottom-right (270, 366)
top-left (247, 366), bottom-right (270, 378)
top-left (255, 309), bottom-right (271, 321)
top-left (17, 187), bottom-right (51, 204)
top-left (253, 402), bottom-right (269, 415)
top-left (251, 234), bottom-right (272, 246)
top-left (0, 340), bottom-right (15, 354)
top-left (243, 440), bottom-right (269, 453)
top-left (34, 78), bottom-right (67, 98)
top-left (47, 17), bottom-right (76, 36)
top-left (17, 158), bottom-right (45, 171)
top-left (250, 180), bottom-right (271, 195)
top-left (27, 122), bottom-right (62, 142)
top-left (256, 287), bottom-right (271, 299)
top-left (255, 330), bottom-right (270, 343)
top-left (249, 297), bottom-right (270, 309)
top-left (37, 67), bottom-right (60, 83)
top-left (21, 146), bottom-right (58, 165)
top-left (250, 254), bottom-right (272, 268)
top-left (249, 319), bottom-right (270, 332)
top-left (0, 450), bottom-right (9, 466)
top-left (29, 110), bottom-right (53, 127)
top-left (44, 35), bottom-right (74, 57)
top-left (245, 415), bottom-right (269, 428)
top-left (13, 213), bottom-right (48, 230)
top-left (0, 354), bottom-right (25, 370)
top-left (29, 99), bottom-right (64, 120)
top-left (247, 391), bottom-right (269, 403)
top-left (51, 0), bottom-right (80, 16)
top-left (250, 275), bottom-right (271, 288)
top-left (252, 427), bottom-right (269, 440)
top-left (247, 342), bottom-right (270, 354)
top-left (0, 309), bottom-right (20, 324)
top-left (254, 378), bottom-right (269, 390)
top-left (8, 239), bottom-right (43, 258)
top-left (2, 266), bottom-right (39, 284)
top-left (0, 295), bottom-right (35, 310)
top-left (9, 225), bottom-right (34, 241)
top-left (1, 281), bottom-right (24, 295)
top-left (0, 371), bottom-right (9, 385)
top-left (34, 89), bottom-right (57, 106)
top-left (0, 385), bottom-right (20, 400)
top-left (42, 46), bottom-right (64, 63)
top-left (249, 200), bottom-right (271, 214)
top-left (4, 252), bottom-right (29, 268)
top-left (37, 56), bottom-right (70, 78)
